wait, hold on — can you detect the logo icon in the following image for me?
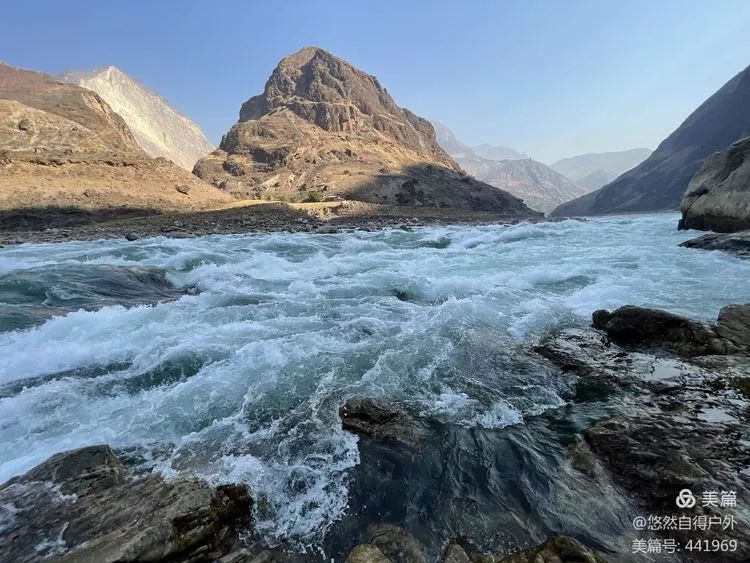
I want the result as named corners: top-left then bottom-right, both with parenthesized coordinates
top-left (676, 488), bottom-right (696, 508)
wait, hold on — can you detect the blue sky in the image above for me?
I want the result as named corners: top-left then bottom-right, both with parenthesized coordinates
top-left (2, 1), bottom-right (749, 163)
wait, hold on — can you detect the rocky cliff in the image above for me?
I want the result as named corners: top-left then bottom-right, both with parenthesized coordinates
top-left (679, 136), bottom-right (750, 232)
top-left (0, 63), bottom-right (230, 221)
top-left (194, 47), bottom-right (538, 217)
top-left (551, 64), bottom-right (750, 217)
top-left (59, 65), bottom-right (215, 170)
top-left (432, 122), bottom-right (584, 213)
top-left (550, 148), bottom-right (652, 191)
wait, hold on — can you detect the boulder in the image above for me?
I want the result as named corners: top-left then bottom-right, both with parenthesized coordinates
top-left (680, 229), bottom-right (750, 256)
top-left (364, 524), bottom-right (427, 563)
top-left (340, 398), bottom-right (426, 448)
top-left (0, 445), bottom-right (252, 562)
top-left (591, 305), bottom-right (726, 356)
top-left (679, 136), bottom-right (750, 233)
top-left (345, 544), bottom-right (392, 563)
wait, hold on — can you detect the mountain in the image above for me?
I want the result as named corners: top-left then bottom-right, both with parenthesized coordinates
top-left (679, 136), bottom-right (750, 233)
top-left (432, 122), bottom-right (584, 213)
top-left (472, 143), bottom-right (527, 161)
top-left (456, 156), bottom-right (587, 213)
top-left (0, 62), bottom-right (230, 224)
top-left (194, 47), bottom-right (538, 217)
top-left (551, 65), bottom-right (750, 217)
top-left (550, 148), bottom-right (652, 191)
top-left (431, 120), bottom-right (476, 157)
top-left (59, 66), bottom-right (215, 170)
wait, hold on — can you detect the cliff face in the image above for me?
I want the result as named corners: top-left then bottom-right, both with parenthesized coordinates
top-left (194, 47), bottom-right (538, 217)
top-left (0, 63), bottom-right (230, 219)
top-left (679, 137), bottom-right (750, 233)
top-left (551, 65), bottom-right (750, 217)
top-left (59, 66), bottom-right (215, 170)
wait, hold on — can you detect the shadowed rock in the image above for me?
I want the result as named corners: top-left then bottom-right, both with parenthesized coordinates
top-left (591, 304), bottom-right (750, 356)
top-left (0, 445), bottom-right (252, 562)
top-left (680, 229), bottom-right (750, 256)
top-left (679, 136), bottom-right (750, 233)
top-left (340, 398), bottom-right (426, 448)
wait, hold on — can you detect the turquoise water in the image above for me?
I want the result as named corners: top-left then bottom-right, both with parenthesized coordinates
top-left (0, 212), bottom-right (747, 549)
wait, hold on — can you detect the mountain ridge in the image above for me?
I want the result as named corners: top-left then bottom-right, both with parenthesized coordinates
top-left (59, 65), bottom-right (215, 170)
top-left (194, 47), bottom-right (538, 217)
top-left (551, 65), bottom-right (750, 217)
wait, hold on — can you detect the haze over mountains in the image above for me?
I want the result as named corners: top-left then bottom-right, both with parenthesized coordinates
top-left (59, 66), bottom-right (215, 171)
top-left (553, 64), bottom-right (750, 217)
top-left (194, 47), bottom-right (537, 216)
top-left (432, 122), bottom-right (586, 213)
top-left (549, 148), bottom-right (652, 191)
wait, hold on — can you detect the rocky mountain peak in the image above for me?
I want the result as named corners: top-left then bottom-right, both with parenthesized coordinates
top-left (235, 47), bottom-right (451, 166)
top-left (194, 48), bottom-right (538, 218)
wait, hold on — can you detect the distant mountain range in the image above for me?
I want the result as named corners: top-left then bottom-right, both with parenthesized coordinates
top-left (59, 66), bottom-right (215, 170)
top-left (432, 122), bottom-right (584, 213)
top-left (552, 65), bottom-right (750, 217)
top-left (550, 148), bottom-right (652, 191)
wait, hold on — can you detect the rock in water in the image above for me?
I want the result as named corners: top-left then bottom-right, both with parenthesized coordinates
top-left (680, 229), bottom-right (750, 256)
top-left (679, 136), bottom-right (750, 233)
top-left (592, 304), bottom-right (750, 356)
top-left (59, 66), bottom-right (216, 171)
top-left (193, 47), bottom-right (539, 218)
top-left (0, 445), bottom-right (252, 562)
top-left (551, 64), bottom-right (750, 217)
top-left (340, 398), bottom-right (426, 448)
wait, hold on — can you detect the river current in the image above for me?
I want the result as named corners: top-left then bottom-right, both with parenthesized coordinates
top-left (0, 213), bottom-right (748, 555)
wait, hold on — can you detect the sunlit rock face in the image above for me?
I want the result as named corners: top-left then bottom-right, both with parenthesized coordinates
top-left (60, 65), bottom-right (216, 171)
top-left (193, 47), bottom-right (539, 217)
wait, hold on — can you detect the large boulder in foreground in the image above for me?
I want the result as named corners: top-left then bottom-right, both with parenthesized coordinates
top-left (194, 47), bottom-right (539, 218)
top-left (592, 304), bottom-right (750, 356)
top-left (679, 136), bottom-right (750, 233)
top-left (0, 445), bottom-right (251, 562)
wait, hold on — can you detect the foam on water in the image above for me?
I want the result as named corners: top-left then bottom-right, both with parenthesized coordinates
top-left (0, 212), bottom-right (748, 546)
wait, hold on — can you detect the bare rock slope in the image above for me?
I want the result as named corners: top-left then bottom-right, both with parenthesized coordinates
top-left (194, 47), bottom-right (538, 218)
top-left (456, 156), bottom-right (587, 214)
top-left (431, 122), bottom-right (585, 213)
top-left (59, 65), bottom-right (215, 170)
top-left (0, 62), bottom-right (230, 222)
top-left (679, 136), bottom-right (750, 233)
top-left (552, 64), bottom-right (750, 217)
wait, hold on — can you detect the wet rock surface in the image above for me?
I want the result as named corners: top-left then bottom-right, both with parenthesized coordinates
top-left (680, 229), bottom-right (750, 256)
top-left (340, 398), bottom-right (427, 449)
top-left (0, 445), bottom-right (252, 562)
top-left (537, 305), bottom-right (750, 561)
top-left (591, 304), bottom-right (750, 355)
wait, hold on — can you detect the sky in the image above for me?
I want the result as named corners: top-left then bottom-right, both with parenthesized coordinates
top-left (2, 1), bottom-right (749, 163)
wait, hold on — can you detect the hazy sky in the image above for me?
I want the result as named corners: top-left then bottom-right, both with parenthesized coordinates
top-left (2, 1), bottom-right (749, 163)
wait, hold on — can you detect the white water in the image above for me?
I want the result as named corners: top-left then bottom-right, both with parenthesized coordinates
top-left (0, 213), bottom-right (748, 545)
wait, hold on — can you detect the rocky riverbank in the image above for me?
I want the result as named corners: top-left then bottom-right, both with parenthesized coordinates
top-left (2, 304), bottom-right (747, 561)
top-left (0, 200), bottom-right (581, 246)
